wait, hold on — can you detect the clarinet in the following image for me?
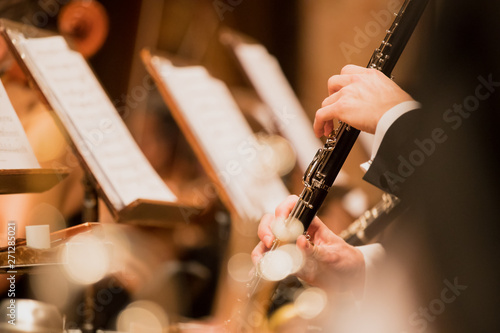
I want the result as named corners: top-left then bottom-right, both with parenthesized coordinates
top-left (288, 0), bottom-right (429, 233)
top-left (247, 0), bottom-right (429, 297)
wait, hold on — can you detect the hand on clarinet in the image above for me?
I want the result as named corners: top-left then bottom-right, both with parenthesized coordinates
top-left (314, 64), bottom-right (415, 136)
top-left (251, 195), bottom-right (366, 295)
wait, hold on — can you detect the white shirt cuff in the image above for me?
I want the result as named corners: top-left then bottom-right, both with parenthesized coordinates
top-left (357, 243), bottom-right (385, 299)
top-left (360, 101), bottom-right (421, 173)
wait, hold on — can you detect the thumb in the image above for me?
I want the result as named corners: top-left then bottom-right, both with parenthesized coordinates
top-left (297, 234), bottom-right (315, 258)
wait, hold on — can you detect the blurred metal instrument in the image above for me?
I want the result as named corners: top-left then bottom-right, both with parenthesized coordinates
top-left (341, 193), bottom-right (401, 245)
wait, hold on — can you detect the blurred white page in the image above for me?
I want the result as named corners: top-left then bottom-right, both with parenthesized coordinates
top-left (234, 43), bottom-right (322, 172)
top-left (21, 36), bottom-right (176, 208)
top-left (152, 56), bottom-right (289, 221)
top-left (0, 80), bottom-right (40, 169)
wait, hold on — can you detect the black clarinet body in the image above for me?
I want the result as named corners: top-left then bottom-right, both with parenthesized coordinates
top-left (290, 0), bottom-right (429, 232)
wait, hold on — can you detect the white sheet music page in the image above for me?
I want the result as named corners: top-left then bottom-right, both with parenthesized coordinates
top-left (234, 43), bottom-right (322, 172)
top-left (0, 80), bottom-right (40, 169)
top-left (152, 57), bottom-right (289, 221)
top-left (21, 36), bottom-right (176, 207)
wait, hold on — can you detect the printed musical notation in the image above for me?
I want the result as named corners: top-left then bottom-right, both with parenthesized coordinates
top-left (0, 81), bottom-right (40, 169)
top-left (20, 36), bottom-right (176, 207)
top-left (152, 57), bottom-right (289, 221)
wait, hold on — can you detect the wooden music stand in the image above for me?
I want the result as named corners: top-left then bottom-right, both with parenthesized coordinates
top-left (141, 49), bottom-right (290, 224)
top-left (141, 49), bottom-right (292, 321)
top-left (0, 54), bottom-right (69, 193)
top-left (0, 19), bottom-right (200, 226)
top-left (0, 169), bottom-right (69, 194)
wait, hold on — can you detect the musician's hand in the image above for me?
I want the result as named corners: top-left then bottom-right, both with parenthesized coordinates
top-left (314, 64), bottom-right (414, 136)
top-left (251, 195), bottom-right (366, 295)
top-left (252, 195), bottom-right (300, 262)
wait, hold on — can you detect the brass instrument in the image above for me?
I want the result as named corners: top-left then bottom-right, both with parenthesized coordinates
top-left (57, 0), bottom-right (109, 59)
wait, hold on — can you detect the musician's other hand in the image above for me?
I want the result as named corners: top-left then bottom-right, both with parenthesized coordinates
top-left (295, 217), bottom-right (365, 295)
top-left (251, 195), bottom-right (300, 264)
top-left (251, 195), bottom-right (366, 295)
top-left (314, 64), bottom-right (414, 136)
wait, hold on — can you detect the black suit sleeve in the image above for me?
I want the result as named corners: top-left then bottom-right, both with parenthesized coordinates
top-left (362, 109), bottom-right (423, 196)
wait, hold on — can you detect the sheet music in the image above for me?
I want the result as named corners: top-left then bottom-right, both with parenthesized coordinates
top-left (152, 57), bottom-right (289, 221)
top-left (19, 36), bottom-right (176, 207)
top-left (233, 43), bottom-right (323, 172)
top-left (0, 80), bottom-right (40, 169)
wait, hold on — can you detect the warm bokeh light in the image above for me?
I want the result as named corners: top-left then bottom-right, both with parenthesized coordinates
top-left (1, 299), bottom-right (63, 332)
top-left (27, 108), bottom-right (67, 163)
top-left (100, 224), bottom-right (132, 273)
top-left (256, 134), bottom-right (296, 176)
top-left (277, 243), bottom-right (304, 274)
top-left (227, 252), bottom-right (254, 283)
top-left (271, 216), bottom-right (304, 243)
top-left (294, 287), bottom-right (328, 319)
top-left (29, 267), bottom-right (70, 309)
top-left (116, 300), bottom-right (169, 333)
top-left (60, 233), bottom-right (110, 285)
top-left (26, 203), bottom-right (67, 235)
top-left (258, 248), bottom-right (293, 281)
top-left (342, 188), bottom-right (369, 217)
